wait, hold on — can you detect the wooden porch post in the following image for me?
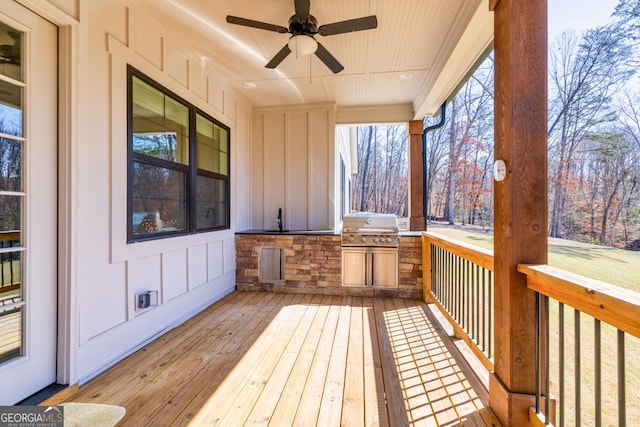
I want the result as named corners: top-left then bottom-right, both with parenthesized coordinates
top-left (408, 120), bottom-right (425, 231)
top-left (490, 0), bottom-right (548, 425)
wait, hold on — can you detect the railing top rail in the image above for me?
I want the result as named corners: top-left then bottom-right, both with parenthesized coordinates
top-left (519, 264), bottom-right (640, 339)
top-left (422, 231), bottom-right (494, 271)
top-left (0, 231), bottom-right (21, 242)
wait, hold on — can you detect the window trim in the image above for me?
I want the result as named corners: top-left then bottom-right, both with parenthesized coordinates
top-left (127, 65), bottom-right (230, 243)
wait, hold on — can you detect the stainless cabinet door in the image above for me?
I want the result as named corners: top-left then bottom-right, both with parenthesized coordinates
top-left (371, 249), bottom-right (398, 288)
top-left (342, 249), bottom-right (369, 286)
top-left (259, 247), bottom-right (284, 281)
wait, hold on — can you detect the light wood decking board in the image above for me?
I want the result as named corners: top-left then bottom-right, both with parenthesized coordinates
top-left (64, 291), bottom-right (500, 426)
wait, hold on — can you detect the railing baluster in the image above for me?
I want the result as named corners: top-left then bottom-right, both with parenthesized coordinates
top-left (467, 258), bottom-right (471, 333)
top-left (457, 254), bottom-right (460, 323)
top-left (460, 258), bottom-right (469, 333)
top-left (436, 246), bottom-right (440, 298)
top-left (595, 319), bottom-right (601, 427)
top-left (1, 241), bottom-right (5, 287)
top-left (618, 329), bottom-right (625, 427)
top-left (446, 251), bottom-right (450, 310)
top-left (10, 251), bottom-right (14, 285)
top-left (431, 246), bottom-right (435, 298)
top-left (483, 267), bottom-right (487, 353)
top-left (575, 309), bottom-right (581, 427)
top-left (437, 246), bottom-right (441, 298)
top-left (475, 264), bottom-right (479, 346)
top-left (535, 292), bottom-right (541, 412)
top-left (436, 246), bottom-right (440, 299)
top-left (467, 261), bottom-right (476, 337)
top-left (438, 248), bottom-right (443, 303)
top-left (467, 260), bottom-right (475, 337)
top-left (559, 302), bottom-right (565, 427)
top-left (488, 270), bottom-right (493, 358)
top-left (544, 295), bottom-right (550, 425)
top-left (445, 250), bottom-right (449, 312)
top-left (443, 247), bottom-right (447, 305)
top-left (453, 253), bottom-right (458, 322)
top-left (456, 254), bottom-right (460, 323)
top-left (463, 258), bottom-right (467, 331)
top-left (437, 246), bottom-right (441, 297)
top-left (444, 250), bottom-right (448, 309)
top-left (459, 255), bottom-right (463, 325)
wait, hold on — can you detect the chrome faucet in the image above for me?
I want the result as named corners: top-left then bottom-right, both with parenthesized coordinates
top-left (277, 208), bottom-right (283, 232)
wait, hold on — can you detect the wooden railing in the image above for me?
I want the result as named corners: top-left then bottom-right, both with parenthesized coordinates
top-left (422, 232), bottom-right (640, 426)
top-left (0, 231), bottom-right (21, 303)
top-left (519, 264), bottom-right (640, 427)
top-left (422, 232), bottom-right (494, 371)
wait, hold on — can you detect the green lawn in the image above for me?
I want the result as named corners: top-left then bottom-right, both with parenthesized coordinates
top-left (425, 224), bottom-right (640, 292)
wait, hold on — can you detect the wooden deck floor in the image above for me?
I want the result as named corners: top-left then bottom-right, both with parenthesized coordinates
top-left (63, 292), bottom-right (500, 426)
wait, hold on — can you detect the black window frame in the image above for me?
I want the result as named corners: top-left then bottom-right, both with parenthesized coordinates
top-left (127, 65), bottom-right (230, 243)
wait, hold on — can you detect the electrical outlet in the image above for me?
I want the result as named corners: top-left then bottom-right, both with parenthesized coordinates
top-left (137, 293), bottom-right (150, 309)
top-left (135, 290), bottom-right (158, 311)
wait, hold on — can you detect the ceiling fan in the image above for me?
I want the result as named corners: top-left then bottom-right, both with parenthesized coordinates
top-left (226, 0), bottom-right (377, 74)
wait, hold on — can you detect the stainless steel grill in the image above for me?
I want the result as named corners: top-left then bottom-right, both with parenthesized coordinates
top-left (341, 213), bottom-right (399, 247)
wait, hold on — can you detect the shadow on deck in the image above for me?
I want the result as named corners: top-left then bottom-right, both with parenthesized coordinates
top-left (58, 291), bottom-right (501, 426)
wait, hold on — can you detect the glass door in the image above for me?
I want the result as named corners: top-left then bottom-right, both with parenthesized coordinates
top-left (0, 14), bottom-right (26, 370)
top-left (0, 0), bottom-right (58, 404)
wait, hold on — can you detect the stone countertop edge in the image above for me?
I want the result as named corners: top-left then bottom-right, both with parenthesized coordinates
top-left (235, 230), bottom-right (340, 235)
top-left (399, 231), bottom-right (422, 236)
top-left (235, 230), bottom-right (422, 237)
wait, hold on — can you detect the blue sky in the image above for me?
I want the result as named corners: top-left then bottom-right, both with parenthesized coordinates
top-left (548, 0), bottom-right (619, 37)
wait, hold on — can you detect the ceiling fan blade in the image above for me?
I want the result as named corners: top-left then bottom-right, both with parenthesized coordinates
top-left (265, 44), bottom-right (292, 69)
top-left (315, 42), bottom-right (344, 74)
top-left (318, 16), bottom-right (378, 36)
top-left (294, 0), bottom-right (311, 21)
top-left (226, 16), bottom-right (289, 33)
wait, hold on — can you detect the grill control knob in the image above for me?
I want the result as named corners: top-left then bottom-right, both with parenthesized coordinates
top-left (348, 236), bottom-right (354, 242)
top-left (387, 237), bottom-right (393, 243)
top-left (373, 237), bottom-right (379, 243)
top-left (361, 237), bottom-right (367, 243)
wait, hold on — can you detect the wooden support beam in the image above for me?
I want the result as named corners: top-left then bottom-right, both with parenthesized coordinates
top-left (408, 120), bottom-right (425, 231)
top-left (490, 0), bottom-right (548, 426)
top-left (421, 233), bottom-right (433, 302)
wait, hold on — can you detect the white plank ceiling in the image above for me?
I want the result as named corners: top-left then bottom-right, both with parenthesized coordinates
top-left (137, 0), bottom-right (493, 119)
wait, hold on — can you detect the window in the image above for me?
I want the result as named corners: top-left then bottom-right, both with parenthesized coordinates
top-left (128, 66), bottom-right (230, 242)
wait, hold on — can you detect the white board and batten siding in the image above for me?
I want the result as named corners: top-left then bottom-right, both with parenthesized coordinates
top-left (67, 1), bottom-right (253, 383)
top-left (14, 0), bottom-right (338, 386)
top-left (252, 104), bottom-right (337, 232)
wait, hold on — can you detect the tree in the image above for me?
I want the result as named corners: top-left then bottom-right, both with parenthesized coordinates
top-left (0, 114), bottom-right (22, 233)
top-left (432, 55), bottom-right (494, 226)
top-left (424, 110), bottom-right (450, 221)
top-left (614, 0), bottom-right (640, 42)
top-left (548, 25), bottom-right (634, 238)
top-left (351, 124), bottom-right (408, 217)
top-left (354, 126), bottom-right (374, 212)
top-left (579, 132), bottom-right (633, 244)
top-left (617, 93), bottom-right (640, 245)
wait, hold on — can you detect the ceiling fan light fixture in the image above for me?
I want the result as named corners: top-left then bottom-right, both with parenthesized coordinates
top-left (288, 35), bottom-right (318, 57)
top-left (226, 0), bottom-right (377, 73)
